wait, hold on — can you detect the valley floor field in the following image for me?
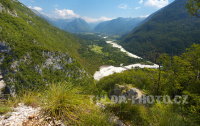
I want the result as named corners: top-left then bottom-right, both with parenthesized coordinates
top-left (94, 40), bottom-right (159, 80)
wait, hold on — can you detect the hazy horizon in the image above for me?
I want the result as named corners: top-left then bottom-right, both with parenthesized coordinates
top-left (18, 0), bottom-right (174, 23)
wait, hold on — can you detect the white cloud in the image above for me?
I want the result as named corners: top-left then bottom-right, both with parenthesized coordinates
top-left (53, 9), bottom-right (80, 19)
top-left (118, 4), bottom-right (128, 9)
top-left (135, 7), bottom-right (141, 10)
top-left (82, 16), bottom-right (113, 23)
top-left (42, 8), bottom-right (112, 23)
top-left (145, 0), bottom-right (169, 8)
top-left (139, 0), bottom-right (143, 4)
top-left (29, 6), bottom-right (43, 11)
top-left (139, 14), bottom-right (150, 18)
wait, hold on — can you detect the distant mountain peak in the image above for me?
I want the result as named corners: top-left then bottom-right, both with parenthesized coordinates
top-left (31, 10), bottom-right (92, 33)
top-left (64, 18), bottom-right (92, 33)
top-left (93, 17), bottom-right (145, 35)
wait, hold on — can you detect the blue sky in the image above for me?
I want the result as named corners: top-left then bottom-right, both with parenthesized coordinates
top-left (18, 0), bottom-right (175, 23)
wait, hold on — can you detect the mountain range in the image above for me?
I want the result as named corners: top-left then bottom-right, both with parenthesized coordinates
top-left (93, 17), bottom-right (145, 35)
top-left (32, 10), bottom-right (146, 34)
top-left (120, 0), bottom-right (200, 60)
top-left (32, 10), bottom-right (91, 33)
top-left (64, 18), bottom-right (92, 33)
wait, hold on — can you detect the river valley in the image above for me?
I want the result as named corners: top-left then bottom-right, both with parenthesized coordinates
top-left (94, 40), bottom-right (159, 81)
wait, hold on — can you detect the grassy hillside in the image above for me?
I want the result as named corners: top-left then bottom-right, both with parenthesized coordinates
top-left (120, 0), bottom-right (200, 61)
top-left (0, 0), bottom-right (82, 57)
top-left (0, 0), bottom-right (96, 93)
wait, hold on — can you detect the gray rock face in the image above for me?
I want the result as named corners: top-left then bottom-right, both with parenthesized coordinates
top-left (6, 85), bottom-right (16, 98)
top-left (0, 41), bottom-right (11, 53)
top-left (0, 3), bottom-right (17, 17)
top-left (7, 9), bottom-right (18, 17)
top-left (0, 55), bottom-right (5, 64)
top-left (0, 41), bottom-right (11, 65)
top-left (53, 63), bottom-right (64, 70)
top-left (110, 84), bottom-right (143, 101)
top-left (45, 58), bottom-right (53, 66)
top-left (43, 51), bottom-right (71, 70)
top-left (10, 61), bottom-right (19, 73)
top-left (125, 88), bottom-right (143, 99)
top-left (111, 84), bottom-right (126, 96)
top-left (68, 58), bottom-right (72, 64)
top-left (35, 65), bottom-right (43, 75)
top-left (0, 103), bottom-right (41, 125)
top-left (1, 46), bottom-right (86, 97)
top-left (0, 74), bottom-right (6, 95)
top-left (0, 3), bottom-right (4, 13)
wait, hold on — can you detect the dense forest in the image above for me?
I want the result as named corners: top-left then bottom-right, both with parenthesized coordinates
top-left (96, 44), bottom-right (200, 125)
top-left (120, 0), bottom-right (200, 61)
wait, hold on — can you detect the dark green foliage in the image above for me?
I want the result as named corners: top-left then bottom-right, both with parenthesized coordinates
top-left (120, 0), bottom-right (200, 61)
top-left (0, 2), bottom-right (81, 56)
top-left (186, 0), bottom-right (200, 18)
top-left (107, 103), bottom-right (150, 125)
top-left (97, 68), bottom-right (158, 94)
top-left (97, 44), bottom-right (200, 124)
top-left (0, 0), bottom-right (14, 11)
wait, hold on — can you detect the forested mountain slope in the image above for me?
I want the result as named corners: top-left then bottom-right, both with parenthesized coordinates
top-left (0, 2), bottom-right (118, 125)
top-left (120, 0), bottom-right (200, 61)
top-left (0, 0), bottom-right (92, 94)
top-left (64, 18), bottom-right (92, 33)
top-left (93, 17), bottom-right (145, 35)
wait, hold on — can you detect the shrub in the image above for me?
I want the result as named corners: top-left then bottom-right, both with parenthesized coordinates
top-left (41, 82), bottom-right (83, 122)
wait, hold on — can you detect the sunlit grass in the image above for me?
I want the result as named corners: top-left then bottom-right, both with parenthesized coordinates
top-left (91, 45), bottom-right (103, 54)
top-left (0, 104), bottom-right (12, 115)
top-left (1, 82), bottom-right (115, 125)
top-left (41, 82), bottom-right (82, 122)
top-left (39, 82), bottom-right (114, 125)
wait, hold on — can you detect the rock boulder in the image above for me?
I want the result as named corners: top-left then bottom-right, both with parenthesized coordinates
top-left (110, 84), bottom-right (143, 102)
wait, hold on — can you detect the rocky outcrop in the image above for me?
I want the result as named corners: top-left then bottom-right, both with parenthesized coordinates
top-left (0, 74), bottom-right (5, 95)
top-left (0, 103), bottom-right (66, 126)
top-left (0, 41), bottom-right (12, 65)
top-left (0, 41), bottom-right (86, 97)
top-left (42, 51), bottom-right (71, 71)
top-left (110, 84), bottom-right (143, 102)
top-left (0, 2), bottom-right (18, 17)
top-left (7, 9), bottom-right (18, 17)
top-left (0, 42), bottom-right (12, 97)
top-left (35, 65), bottom-right (43, 75)
top-left (0, 103), bottom-right (41, 126)
top-left (0, 3), bottom-right (5, 13)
